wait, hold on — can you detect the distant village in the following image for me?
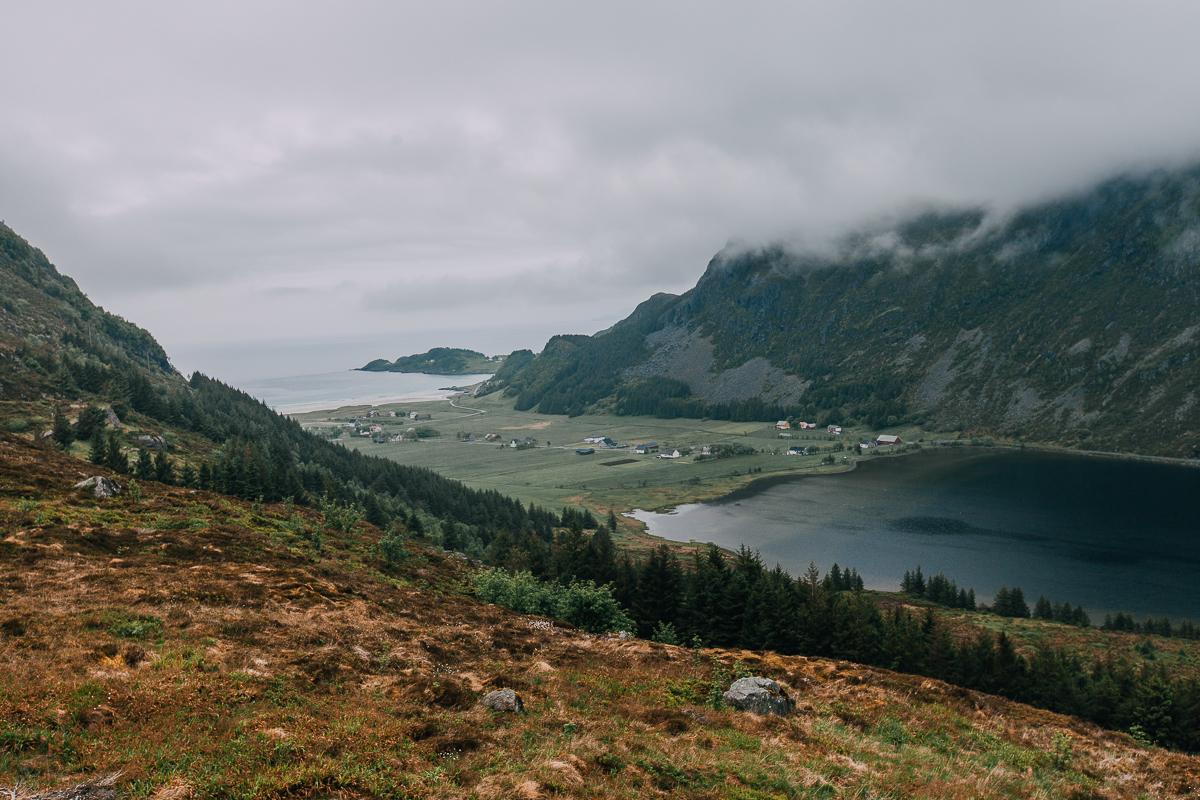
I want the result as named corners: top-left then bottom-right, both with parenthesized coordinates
top-left (327, 408), bottom-right (909, 468)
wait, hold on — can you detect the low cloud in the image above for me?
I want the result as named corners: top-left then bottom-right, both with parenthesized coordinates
top-left (3, 2), bottom-right (1200, 381)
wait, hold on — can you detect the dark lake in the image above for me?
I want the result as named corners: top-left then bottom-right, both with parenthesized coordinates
top-left (629, 448), bottom-right (1200, 621)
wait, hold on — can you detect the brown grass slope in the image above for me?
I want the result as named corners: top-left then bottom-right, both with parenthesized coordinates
top-left (2, 435), bottom-right (1197, 799)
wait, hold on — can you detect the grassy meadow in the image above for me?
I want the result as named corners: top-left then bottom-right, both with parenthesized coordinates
top-left (293, 392), bottom-right (933, 518)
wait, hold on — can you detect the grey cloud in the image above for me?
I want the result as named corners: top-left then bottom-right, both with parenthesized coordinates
top-left (4, 2), bottom-right (1200, 380)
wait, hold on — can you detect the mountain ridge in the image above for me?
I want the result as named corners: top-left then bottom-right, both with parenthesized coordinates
top-left (484, 165), bottom-right (1200, 457)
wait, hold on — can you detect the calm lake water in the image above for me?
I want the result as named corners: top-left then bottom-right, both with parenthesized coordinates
top-left (237, 371), bottom-right (492, 414)
top-left (630, 448), bottom-right (1200, 620)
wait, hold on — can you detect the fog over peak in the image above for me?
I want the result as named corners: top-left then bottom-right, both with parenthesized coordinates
top-left (3, 2), bottom-right (1200, 380)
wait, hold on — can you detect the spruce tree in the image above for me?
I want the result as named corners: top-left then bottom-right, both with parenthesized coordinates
top-left (1034, 596), bottom-right (1054, 620)
top-left (135, 449), bottom-right (154, 480)
top-left (52, 407), bottom-right (74, 449)
top-left (88, 430), bottom-right (106, 465)
top-left (153, 450), bottom-right (174, 484)
top-left (105, 434), bottom-right (128, 473)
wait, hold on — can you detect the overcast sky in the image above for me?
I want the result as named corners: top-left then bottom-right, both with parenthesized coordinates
top-left (4, 2), bottom-right (1200, 382)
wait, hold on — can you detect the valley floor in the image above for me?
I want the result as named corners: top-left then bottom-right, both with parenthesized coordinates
top-left (292, 392), bottom-right (934, 521)
top-left (2, 435), bottom-right (1198, 799)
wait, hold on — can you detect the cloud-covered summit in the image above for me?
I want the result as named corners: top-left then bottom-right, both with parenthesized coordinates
top-left (3, 2), bottom-right (1200, 379)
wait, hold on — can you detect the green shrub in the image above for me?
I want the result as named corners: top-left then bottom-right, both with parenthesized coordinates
top-left (472, 568), bottom-right (633, 634)
top-left (320, 498), bottom-right (363, 533)
top-left (651, 621), bottom-right (680, 645)
top-left (379, 526), bottom-right (407, 566)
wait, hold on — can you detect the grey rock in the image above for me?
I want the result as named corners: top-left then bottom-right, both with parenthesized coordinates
top-left (73, 476), bottom-right (122, 499)
top-left (722, 676), bottom-right (793, 715)
top-left (20, 772), bottom-right (120, 799)
top-left (134, 434), bottom-right (167, 450)
top-left (103, 407), bottom-right (123, 428)
top-left (480, 687), bottom-right (524, 713)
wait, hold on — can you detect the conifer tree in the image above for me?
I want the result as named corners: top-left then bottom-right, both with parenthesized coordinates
top-left (153, 450), bottom-right (174, 484)
top-left (88, 429), bottom-right (106, 465)
top-left (105, 434), bottom-right (128, 473)
top-left (52, 407), bottom-right (74, 449)
top-left (135, 449), bottom-right (154, 480)
top-left (1034, 595), bottom-right (1054, 620)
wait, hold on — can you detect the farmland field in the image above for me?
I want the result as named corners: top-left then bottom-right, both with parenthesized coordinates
top-left (291, 391), bottom-right (927, 515)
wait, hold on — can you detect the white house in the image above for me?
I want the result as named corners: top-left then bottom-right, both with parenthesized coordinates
top-left (775, 420), bottom-right (791, 431)
top-left (786, 446), bottom-right (807, 456)
top-left (827, 425), bottom-right (843, 435)
top-left (657, 449), bottom-right (683, 459)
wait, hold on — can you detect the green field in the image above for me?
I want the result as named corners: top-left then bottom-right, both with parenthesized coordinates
top-left (293, 392), bottom-right (931, 515)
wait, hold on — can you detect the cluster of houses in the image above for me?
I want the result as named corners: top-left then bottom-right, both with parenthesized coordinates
top-left (344, 408), bottom-right (436, 444)
top-left (775, 420), bottom-right (842, 435)
top-left (583, 435), bottom-right (620, 448)
top-left (858, 434), bottom-right (903, 452)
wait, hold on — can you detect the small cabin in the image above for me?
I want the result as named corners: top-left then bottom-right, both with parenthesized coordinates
top-left (775, 420), bottom-right (791, 431)
top-left (575, 447), bottom-right (595, 455)
top-left (875, 434), bottom-right (902, 446)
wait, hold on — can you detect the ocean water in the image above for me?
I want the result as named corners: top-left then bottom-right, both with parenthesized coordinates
top-left (630, 448), bottom-right (1200, 620)
top-left (236, 370), bottom-right (493, 414)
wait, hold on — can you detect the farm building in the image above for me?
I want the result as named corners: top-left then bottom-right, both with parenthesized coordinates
top-left (786, 446), bottom-right (807, 456)
top-left (634, 441), bottom-right (660, 454)
top-left (875, 434), bottom-right (902, 446)
top-left (657, 449), bottom-right (683, 459)
top-left (575, 447), bottom-right (595, 455)
top-left (827, 425), bottom-right (843, 435)
top-left (775, 420), bottom-right (791, 431)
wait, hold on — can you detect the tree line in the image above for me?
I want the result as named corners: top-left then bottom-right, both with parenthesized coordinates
top-left (474, 525), bottom-right (1200, 751)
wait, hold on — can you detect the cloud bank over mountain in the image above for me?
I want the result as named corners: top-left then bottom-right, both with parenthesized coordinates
top-left (3, 2), bottom-right (1200, 379)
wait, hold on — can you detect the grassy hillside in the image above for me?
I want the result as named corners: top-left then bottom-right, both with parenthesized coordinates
top-left (360, 348), bottom-right (501, 375)
top-left (489, 167), bottom-right (1200, 458)
top-left (0, 223), bottom-right (582, 555)
top-left (4, 434), bottom-right (1199, 799)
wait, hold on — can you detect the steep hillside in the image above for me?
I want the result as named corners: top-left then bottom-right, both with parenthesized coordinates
top-left (0, 223), bottom-right (173, 402)
top-left (487, 167), bottom-right (1200, 457)
top-left (0, 222), bottom-right (578, 553)
top-left (359, 348), bottom-right (501, 375)
top-left (3, 434), bottom-right (1198, 799)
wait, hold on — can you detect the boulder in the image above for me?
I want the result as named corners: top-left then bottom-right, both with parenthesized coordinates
top-left (481, 687), bottom-right (524, 713)
top-left (22, 773), bottom-right (120, 799)
top-left (135, 434), bottom-right (168, 450)
top-left (73, 476), bottom-right (122, 499)
top-left (722, 676), bottom-right (793, 715)
top-left (104, 407), bottom-right (123, 428)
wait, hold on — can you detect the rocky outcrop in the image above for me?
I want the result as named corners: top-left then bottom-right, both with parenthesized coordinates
top-left (16, 773), bottom-right (120, 799)
top-left (73, 476), bottom-right (122, 499)
top-left (723, 676), bottom-right (793, 715)
top-left (481, 688), bottom-right (524, 713)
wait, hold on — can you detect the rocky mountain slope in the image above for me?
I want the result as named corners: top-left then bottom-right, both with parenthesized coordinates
top-left (3, 434), bottom-right (1198, 799)
top-left (487, 166), bottom-right (1200, 457)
